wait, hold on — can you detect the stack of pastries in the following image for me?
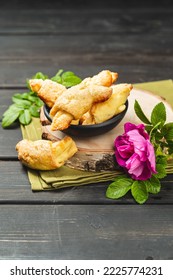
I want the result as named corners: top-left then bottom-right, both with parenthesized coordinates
top-left (16, 70), bottom-right (133, 170)
top-left (29, 70), bottom-right (132, 130)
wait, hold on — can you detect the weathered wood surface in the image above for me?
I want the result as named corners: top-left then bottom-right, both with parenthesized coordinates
top-left (0, 9), bottom-right (172, 86)
top-left (0, 204), bottom-right (173, 260)
top-left (0, 2), bottom-right (173, 259)
top-left (0, 161), bottom-right (173, 204)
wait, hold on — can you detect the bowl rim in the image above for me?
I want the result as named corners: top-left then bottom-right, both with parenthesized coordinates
top-left (43, 100), bottom-right (128, 129)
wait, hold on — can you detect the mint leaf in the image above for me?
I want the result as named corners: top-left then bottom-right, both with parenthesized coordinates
top-left (2, 69), bottom-right (81, 128)
top-left (2, 105), bottom-right (23, 128)
top-left (12, 96), bottom-right (32, 107)
top-left (61, 71), bottom-right (82, 87)
top-left (19, 109), bottom-right (32, 125)
top-left (145, 176), bottom-right (161, 194)
top-left (131, 181), bottom-right (148, 204)
top-left (134, 100), bottom-right (151, 124)
top-left (51, 70), bottom-right (63, 83)
top-left (51, 70), bottom-right (82, 87)
top-left (151, 102), bottom-right (166, 127)
top-left (106, 176), bottom-right (133, 199)
top-left (29, 104), bottom-right (40, 117)
top-left (32, 72), bottom-right (48, 80)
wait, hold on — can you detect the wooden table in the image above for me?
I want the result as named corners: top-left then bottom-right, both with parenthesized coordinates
top-left (0, 1), bottom-right (173, 260)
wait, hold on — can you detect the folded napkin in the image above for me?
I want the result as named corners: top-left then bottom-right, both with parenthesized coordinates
top-left (20, 80), bottom-right (173, 191)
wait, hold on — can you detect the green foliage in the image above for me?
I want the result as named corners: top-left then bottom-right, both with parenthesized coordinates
top-left (106, 176), bottom-right (133, 199)
top-left (51, 70), bottom-right (82, 87)
top-left (2, 69), bottom-right (81, 128)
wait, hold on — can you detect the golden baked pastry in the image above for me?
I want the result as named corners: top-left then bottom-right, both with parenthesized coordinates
top-left (49, 70), bottom-right (118, 131)
top-left (91, 83), bottom-right (133, 124)
top-left (16, 137), bottom-right (78, 170)
top-left (29, 79), bottom-right (66, 108)
top-left (50, 84), bottom-right (112, 130)
top-left (81, 70), bottom-right (118, 87)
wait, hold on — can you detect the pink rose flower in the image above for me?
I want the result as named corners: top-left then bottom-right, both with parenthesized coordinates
top-left (114, 122), bottom-right (157, 180)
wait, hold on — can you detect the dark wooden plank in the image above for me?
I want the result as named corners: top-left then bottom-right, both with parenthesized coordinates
top-left (0, 161), bottom-right (173, 204)
top-left (0, 32), bottom-right (172, 87)
top-left (0, 204), bottom-right (172, 259)
top-left (0, 62), bottom-right (172, 87)
top-left (0, 35), bottom-right (172, 61)
top-left (0, 0), bottom-right (173, 10)
top-left (0, 89), bottom-right (25, 117)
top-left (0, 9), bottom-right (172, 35)
top-left (0, 126), bottom-right (22, 158)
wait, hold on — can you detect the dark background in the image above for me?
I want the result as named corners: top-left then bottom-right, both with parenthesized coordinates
top-left (1, 0), bottom-right (173, 9)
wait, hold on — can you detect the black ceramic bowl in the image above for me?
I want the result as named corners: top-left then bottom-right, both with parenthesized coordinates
top-left (43, 100), bottom-right (128, 137)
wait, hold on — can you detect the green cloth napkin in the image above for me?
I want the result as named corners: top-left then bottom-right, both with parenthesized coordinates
top-left (20, 80), bottom-right (173, 191)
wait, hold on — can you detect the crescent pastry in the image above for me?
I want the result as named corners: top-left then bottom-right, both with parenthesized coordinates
top-left (29, 79), bottom-right (66, 108)
top-left (16, 137), bottom-right (78, 170)
top-left (91, 83), bottom-right (133, 124)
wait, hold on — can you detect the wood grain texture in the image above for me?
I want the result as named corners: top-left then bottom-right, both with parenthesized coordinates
top-left (0, 4), bottom-right (173, 260)
top-left (0, 161), bottom-right (173, 204)
top-left (0, 204), bottom-right (173, 260)
top-left (0, 9), bottom-right (172, 86)
top-left (0, 9), bottom-right (172, 35)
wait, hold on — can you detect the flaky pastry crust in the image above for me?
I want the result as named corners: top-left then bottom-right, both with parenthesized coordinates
top-left (49, 70), bottom-right (118, 130)
top-left (16, 137), bottom-right (78, 170)
top-left (91, 83), bottom-right (133, 124)
top-left (29, 79), bottom-right (66, 108)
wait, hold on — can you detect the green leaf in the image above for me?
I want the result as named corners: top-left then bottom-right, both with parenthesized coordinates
top-left (2, 105), bottom-right (23, 127)
top-left (32, 72), bottom-right (48, 80)
top-left (167, 140), bottom-right (173, 154)
top-left (12, 96), bottom-right (32, 107)
top-left (151, 102), bottom-right (166, 127)
top-left (145, 176), bottom-right (161, 194)
top-left (51, 70), bottom-right (82, 87)
top-left (13, 93), bottom-right (25, 99)
top-left (106, 176), bottom-right (133, 199)
top-left (27, 95), bottom-right (39, 103)
top-left (21, 92), bottom-right (31, 99)
top-left (51, 69), bottom-right (63, 83)
top-left (19, 109), bottom-right (32, 125)
top-left (134, 100), bottom-right (151, 124)
top-left (155, 164), bottom-right (167, 179)
top-left (51, 75), bottom-right (62, 83)
top-left (29, 104), bottom-right (40, 117)
top-left (131, 181), bottom-right (148, 204)
top-left (61, 71), bottom-right (82, 87)
top-left (2, 104), bottom-right (19, 117)
top-left (162, 122), bottom-right (173, 141)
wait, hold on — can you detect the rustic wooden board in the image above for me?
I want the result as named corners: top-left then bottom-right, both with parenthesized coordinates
top-left (0, 204), bottom-right (173, 259)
